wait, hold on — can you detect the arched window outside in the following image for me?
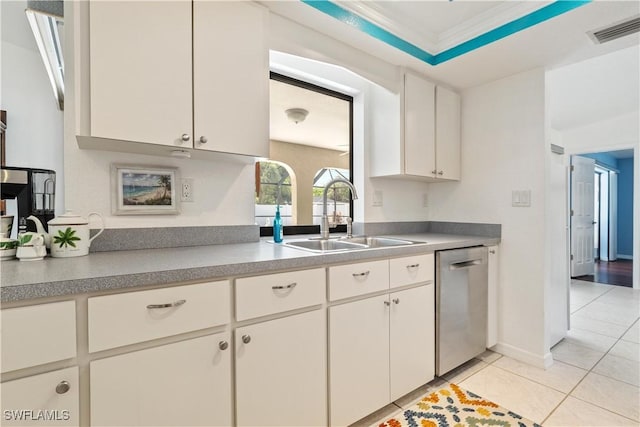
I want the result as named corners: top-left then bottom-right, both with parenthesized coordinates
top-left (255, 161), bottom-right (295, 226)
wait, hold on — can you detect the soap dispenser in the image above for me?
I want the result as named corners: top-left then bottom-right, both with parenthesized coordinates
top-left (273, 205), bottom-right (283, 243)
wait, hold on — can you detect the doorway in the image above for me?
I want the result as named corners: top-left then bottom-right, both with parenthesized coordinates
top-left (570, 150), bottom-right (634, 288)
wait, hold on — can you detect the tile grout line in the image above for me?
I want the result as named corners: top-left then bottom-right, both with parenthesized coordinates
top-left (541, 286), bottom-right (640, 425)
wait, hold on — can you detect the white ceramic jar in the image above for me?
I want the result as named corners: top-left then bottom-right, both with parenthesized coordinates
top-left (48, 211), bottom-right (105, 258)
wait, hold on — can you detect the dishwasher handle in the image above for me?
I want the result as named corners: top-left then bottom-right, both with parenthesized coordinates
top-left (449, 259), bottom-right (483, 270)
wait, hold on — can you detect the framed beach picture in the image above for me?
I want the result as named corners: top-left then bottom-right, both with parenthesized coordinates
top-left (111, 165), bottom-right (180, 215)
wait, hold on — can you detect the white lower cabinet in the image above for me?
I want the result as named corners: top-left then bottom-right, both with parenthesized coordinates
top-left (235, 309), bottom-right (327, 427)
top-left (90, 333), bottom-right (231, 427)
top-left (1, 367), bottom-right (79, 426)
top-left (487, 245), bottom-right (499, 348)
top-left (389, 285), bottom-right (435, 400)
top-left (330, 285), bottom-right (435, 427)
top-left (329, 295), bottom-right (390, 427)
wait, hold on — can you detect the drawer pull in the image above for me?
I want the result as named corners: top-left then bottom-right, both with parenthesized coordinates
top-left (352, 271), bottom-right (370, 278)
top-left (242, 335), bottom-right (251, 344)
top-left (272, 282), bottom-right (297, 290)
top-left (393, 298), bottom-right (400, 305)
top-left (146, 299), bottom-right (187, 309)
top-left (406, 263), bottom-right (420, 269)
top-left (56, 381), bottom-right (70, 394)
top-left (219, 341), bottom-right (229, 351)
top-left (384, 300), bottom-right (391, 306)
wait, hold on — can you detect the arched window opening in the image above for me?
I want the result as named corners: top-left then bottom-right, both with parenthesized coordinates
top-left (255, 161), bottom-right (295, 226)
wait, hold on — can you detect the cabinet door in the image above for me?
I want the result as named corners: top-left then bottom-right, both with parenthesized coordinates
top-left (1, 367), bottom-right (79, 426)
top-left (487, 245), bottom-right (499, 348)
top-left (193, 2), bottom-right (269, 157)
top-left (235, 309), bottom-right (326, 427)
top-left (89, 0), bottom-right (192, 146)
top-left (90, 333), bottom-right (231, 426)
top-left (435, 86), bottom-right (461, 180)
top-left (404, 72), bottom-right (436, 177)
top-left (390, 285), bottom-right (435, 401)
top-left (329, 295), bottom-right (390, 427)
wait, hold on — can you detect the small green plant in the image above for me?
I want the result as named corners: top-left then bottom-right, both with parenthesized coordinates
top-left (53, 227), bottom-right (81, 248)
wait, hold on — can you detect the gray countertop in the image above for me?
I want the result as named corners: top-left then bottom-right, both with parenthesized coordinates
top-left (0, 233), bottom-right (499, 303)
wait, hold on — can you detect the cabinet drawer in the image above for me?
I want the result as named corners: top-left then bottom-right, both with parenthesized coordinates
top-left (329, 260), bottom-right (389, 301)
top-left (1, 301), bottom-right (76, 373)
top-left (236, 269), bottom-right (325, 321)
top-left (1, 367), bottom-right (79, 426)
top-left (389, 254), bottom-right (434, 289)
top-left (88, 281), bottom-right (230, 353)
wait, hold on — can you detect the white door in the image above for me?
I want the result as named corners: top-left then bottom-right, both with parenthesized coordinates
top-left (571, 156), bottom-right (596, 277)
top-left (389, 285), bottom-right (434, 401)
top-left (404, 72), bottom-right (436, 177)
top-left (235, 310), bottom-right (326, 427)
top-left (329, 295), bottom-right (390, 427)
top-left (1, 367), bottom-right (79, 426)
top-left (90, 333), bottom-right (231, 426)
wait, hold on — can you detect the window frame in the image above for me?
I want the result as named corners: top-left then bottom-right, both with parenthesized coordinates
top-left (260, 72), bottom-right (354, 237)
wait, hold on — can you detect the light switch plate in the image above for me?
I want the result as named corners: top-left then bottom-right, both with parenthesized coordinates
top-left (372, 190), bottom-right (383, 207)
top-left (512, 190), bottom-right (531, 207)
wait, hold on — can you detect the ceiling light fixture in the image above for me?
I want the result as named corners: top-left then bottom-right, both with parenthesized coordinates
top-left (285, 108), bottom-right (309, 124)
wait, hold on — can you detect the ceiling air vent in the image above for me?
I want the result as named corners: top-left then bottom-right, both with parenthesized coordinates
top-left (588, 15), bottom-right (640, 44)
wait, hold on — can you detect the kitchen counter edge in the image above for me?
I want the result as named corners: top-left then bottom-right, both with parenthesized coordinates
top-left (0, 233), bottom-right (500, 303)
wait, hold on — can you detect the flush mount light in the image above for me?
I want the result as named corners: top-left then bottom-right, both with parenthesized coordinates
top-left (285, 108), bottom-right (309, 124)
top-left (170, 149), bottom-right (191, 159)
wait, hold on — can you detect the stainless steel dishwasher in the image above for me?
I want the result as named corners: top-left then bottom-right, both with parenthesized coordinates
top-left (436, 246), bottom-right (488, 376)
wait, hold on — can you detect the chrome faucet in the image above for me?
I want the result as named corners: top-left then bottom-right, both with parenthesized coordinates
top-left (321, 178), bottom-right (358, 239)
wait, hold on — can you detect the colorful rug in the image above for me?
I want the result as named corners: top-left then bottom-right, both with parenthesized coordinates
top-left (377, 383), bottom-right (541, 427)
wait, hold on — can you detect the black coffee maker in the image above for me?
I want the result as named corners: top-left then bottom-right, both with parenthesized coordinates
top-left (1, 166), bottom-right (56, 233)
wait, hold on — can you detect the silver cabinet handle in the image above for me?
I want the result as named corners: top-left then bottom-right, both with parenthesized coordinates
top-left (181, 133), bottom-right (191, 142)
top-left (384, 300), bottom-right (391, 306)
top-left (272, 282), bottom-right (297, 290)
top-left (56, 381), bottom-right (70, 394)
top-left (242, 335), bottom-right (251, 344)
top-left (146, 299), bottom-right (186, 309)
top-left (352, 271), bottom-right (370, 278)
top-left (199, 136), bottom-right (208, 144)
top-left (449, 260), bottom-right (482, 270)
top-left (438, 170), bottom-right (444, 175)
top-left (393, 298), bottom-right (400, 304)
top-left (489, 250), bottom-right (496, 254)
top-left (406, 264), bottom-right (420, 269)
top-left (431, 170), bottom-right (437, 175)
top-left (219, 341), bottom-right (229, 351)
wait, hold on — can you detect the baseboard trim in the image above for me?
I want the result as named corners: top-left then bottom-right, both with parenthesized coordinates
top-left (617, 254), bottom-right (633, 260)
top-left (491, 342), bottom-right (552, 368)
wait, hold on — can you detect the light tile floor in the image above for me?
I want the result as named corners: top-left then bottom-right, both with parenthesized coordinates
top-left (350, 280), bottom-right (640, 426)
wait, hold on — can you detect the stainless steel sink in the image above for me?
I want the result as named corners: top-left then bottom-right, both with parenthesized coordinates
top-left (284, 239), bottom-right (368, 253)
top-left (283, 236), bottom-right (424, 253)
top-left (338, 236), bottom-right (422, 248)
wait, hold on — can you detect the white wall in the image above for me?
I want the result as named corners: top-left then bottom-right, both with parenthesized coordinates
top-left (1, 0), bottom-right (64, 215)
top-left (427, 68), bottom-right (550, 366)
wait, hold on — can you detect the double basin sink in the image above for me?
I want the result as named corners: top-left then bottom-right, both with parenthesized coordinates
top-left (283, 236), bottom-right (425, 253)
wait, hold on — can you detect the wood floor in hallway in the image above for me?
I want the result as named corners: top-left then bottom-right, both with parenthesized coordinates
top-left (575, 259), bottom-right (633, 287)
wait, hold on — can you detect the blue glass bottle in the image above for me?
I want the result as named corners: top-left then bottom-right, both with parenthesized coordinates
top-left (273, 205), bottom-right (283, 243)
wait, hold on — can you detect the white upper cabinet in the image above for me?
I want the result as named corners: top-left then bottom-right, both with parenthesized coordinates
top-left (404, 72), bottom-right (436, 177)
top-left (89, 0), bottom-right (192, 147)
top-left (435, 85), bottom-right (461, 181)
top-left (86, 0), bottom-right (269, 157)
top-left (193, 1), bottom-right (269, 156)
top-left (371, 70), bottom-right (461, 181)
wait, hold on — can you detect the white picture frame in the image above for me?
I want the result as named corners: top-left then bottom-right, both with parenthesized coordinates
top-left (111, 164), bottom-right (180, 215)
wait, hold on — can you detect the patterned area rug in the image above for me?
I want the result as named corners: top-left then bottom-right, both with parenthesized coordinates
top-left (377, 383), bottom-right (541, 427)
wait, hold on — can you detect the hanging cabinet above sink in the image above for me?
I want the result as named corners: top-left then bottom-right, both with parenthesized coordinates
top-left (77, 1), bottom-right (269, 159)
top-left (370, 70), bottom-right (461, 181)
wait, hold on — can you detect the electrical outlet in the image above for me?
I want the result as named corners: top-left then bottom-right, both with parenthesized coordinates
top-left (181, 178), bottom-right (194, 202)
